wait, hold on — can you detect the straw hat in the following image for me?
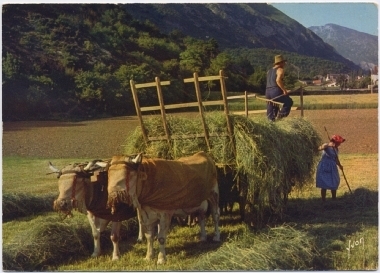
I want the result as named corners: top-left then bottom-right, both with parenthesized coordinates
top-left (274, 55), bottom-right (286, 64)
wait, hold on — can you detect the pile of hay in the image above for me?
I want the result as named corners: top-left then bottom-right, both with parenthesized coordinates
top-left (3, 213), bottom-right (141, 271)
top-left (190, 225), bottom-right (318, 270)
top-left (3, 192), bottom-right (56, 222)
top-left (124, 112), bottom-right (321, 225)
top-left (3, 215), bottom-right (93, 271)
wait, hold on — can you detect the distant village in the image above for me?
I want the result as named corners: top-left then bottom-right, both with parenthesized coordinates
top-left (300, 66), bottom-right (378, 90)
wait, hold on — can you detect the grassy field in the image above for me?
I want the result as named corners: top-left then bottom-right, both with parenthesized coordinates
top-left (2, 153), bottom-right (378, 270)
top-left (225, 93), bottom-right (378, 111)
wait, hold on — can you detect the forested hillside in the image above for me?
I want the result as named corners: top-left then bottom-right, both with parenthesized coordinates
top-left (2, 4), bottom-right (361, 121)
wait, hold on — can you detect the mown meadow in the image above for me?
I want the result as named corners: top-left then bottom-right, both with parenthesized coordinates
top-left (2, 94), bottom-right (378, 271)
top-left (227, 93), bottom-right (378, 111)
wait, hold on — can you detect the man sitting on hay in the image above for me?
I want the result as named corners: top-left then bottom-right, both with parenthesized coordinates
top-left (265, 54), bottom-right (294, 121)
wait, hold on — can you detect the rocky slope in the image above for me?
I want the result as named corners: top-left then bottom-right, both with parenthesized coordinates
top-left (309, 23), bottom-right (378, 70)
top-left (124, 3), bottom-right (356, 67)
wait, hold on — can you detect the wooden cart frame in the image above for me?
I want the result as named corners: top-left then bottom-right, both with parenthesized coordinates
top-left (130, 70), bottom-right (303, 159)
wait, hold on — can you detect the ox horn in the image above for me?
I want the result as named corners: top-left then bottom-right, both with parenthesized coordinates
top-left (130, 153), bottom-right (142, 164)
top-left (84, 159), bottom-right (109, 171)
top-left (48, 162), bottom-right (60, 173)
top-left (83, 161), bottom-right (93, 171)
top-left (95, 161), bottom-right (108, 168)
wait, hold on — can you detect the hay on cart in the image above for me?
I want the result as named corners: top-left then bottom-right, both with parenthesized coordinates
top-left (124, 112), bottom-right (321, 225)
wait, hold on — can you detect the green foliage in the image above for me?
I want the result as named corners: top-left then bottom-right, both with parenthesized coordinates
top-left (2, 4), bottom-right (367, 121)
top-left (226, 48), bottom-right (356, 79)
top-left (2, 52), bottom-right (20, 81)
top-left (358, 76), bottom-right (371, 88)
top-left (248, 67), bottom-right (267, 94)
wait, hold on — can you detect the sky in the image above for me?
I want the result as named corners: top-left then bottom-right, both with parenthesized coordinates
top-left (270, 2), bottom-right (378, 36)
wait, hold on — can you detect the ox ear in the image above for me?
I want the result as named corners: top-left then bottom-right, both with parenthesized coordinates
top-left (130, 153), bottom-right (143, 164)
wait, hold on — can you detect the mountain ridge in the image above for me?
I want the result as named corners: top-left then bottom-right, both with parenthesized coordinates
top-left (309, 23), bottom-right (378, 70)
top-left (124, 3), bottom-right (357, 68)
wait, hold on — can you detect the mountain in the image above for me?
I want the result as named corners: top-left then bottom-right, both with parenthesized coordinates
top-left (2, 4), bottom-right (363, 121)
top-left (123, 3), bottom-right (357, 68)
top-left (309, 24), bottom-right (378, 70)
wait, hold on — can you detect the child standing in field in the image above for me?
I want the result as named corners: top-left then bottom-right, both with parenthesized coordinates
top-left (316, 134), bottom-right (345, 201)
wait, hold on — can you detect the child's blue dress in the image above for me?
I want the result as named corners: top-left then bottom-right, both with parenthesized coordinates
top-left (316, 144), bottom-right (340, 190)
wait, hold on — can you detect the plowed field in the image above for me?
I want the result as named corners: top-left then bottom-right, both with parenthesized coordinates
top-left (2, 109), bottom-right (377, 158)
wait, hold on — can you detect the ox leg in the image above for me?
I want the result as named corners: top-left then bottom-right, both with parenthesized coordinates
top-left (137, 211), bottom-right (144, 243)
top-left (197, 201), bottom-right (208, 242)
top-left (139, 209), bottom-right (155, 261)
top-left (198, 216), bottom-right (207, 242)
top-left (110, 222), bottom-right (122, 260)
top-left (156, 212), bottom-right (172, 265)
top-left (87, 212), bottom-right (110, 258)
top-left (144, 224), bottom-right (155, 261)
top-left (210, 193), bottom-right (221, 242)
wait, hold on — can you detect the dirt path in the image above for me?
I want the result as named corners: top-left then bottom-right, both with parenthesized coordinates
top-left (2, 109), bottom-right (377, 158)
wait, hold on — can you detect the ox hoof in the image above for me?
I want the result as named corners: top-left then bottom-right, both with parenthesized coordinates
top-left (137, 238), bottom-right (143, 244)
top-left (212, 236), bottom-right (221, 242)
top-left (112, 256), bottom-right (120, 261)
top-left (157, 258), bottom-right (166, 265)
top-left (91, 252), bottom-right (101, 258)
top-left (144, 257), bottom-right (153, 262)
top-left (199, 236), bottom-right (207, 242)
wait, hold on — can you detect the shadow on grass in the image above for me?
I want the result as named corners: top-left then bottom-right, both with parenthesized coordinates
top-left (283, 187), bottom-right (378, 226)
top-left (216, 187), bottom-right (377, 270)
top-left (281, 187), bottom-right (378, 269)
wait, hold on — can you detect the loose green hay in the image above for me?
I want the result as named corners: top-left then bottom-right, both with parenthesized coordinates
top-left (124, 112), bottom-right (321, 226)
top-left (3, 212), bottom-right (142, 271)
top-left (190, 224), bottom-right (318, 270)
top-left (3, 192), bottom-right (56, 222)
top-left (2, 215), bottom-right (93, 271)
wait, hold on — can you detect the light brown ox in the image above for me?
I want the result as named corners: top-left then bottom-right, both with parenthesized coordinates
top-left (50, 161), bottom-right (137, 260)
top-left (100, 151), bottom-right (221, 265)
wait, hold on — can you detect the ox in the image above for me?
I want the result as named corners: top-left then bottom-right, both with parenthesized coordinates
top-left (49, 161), bottom-right (138, 260)
top-left (103, 151), bottom-right (220, 264)
top-left (217, 166), bottom-right (247, 221)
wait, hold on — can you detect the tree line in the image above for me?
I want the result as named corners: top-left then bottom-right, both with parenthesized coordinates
top-left (2, 4), bottom-right (367, 120)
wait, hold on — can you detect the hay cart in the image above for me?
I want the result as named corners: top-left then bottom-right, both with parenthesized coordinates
top-left (130, 70), bottom-right (303, 155)
top-left (128, 70), bottom-right (313, 227)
